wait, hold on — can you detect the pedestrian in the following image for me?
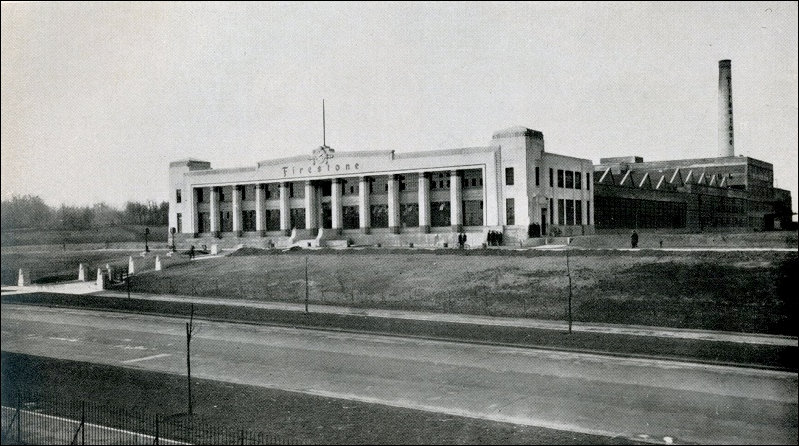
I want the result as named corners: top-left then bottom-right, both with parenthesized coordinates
top-left (189, 245), bottom-right (195, 260)
top-left (659, 240), bottom-right (663, 248)
top-left (462, 232), bottom-right (467, 249)
top-left (498, 231), bottom-right (503, 246)
top-left (631, 230), bottom-right (639, 248)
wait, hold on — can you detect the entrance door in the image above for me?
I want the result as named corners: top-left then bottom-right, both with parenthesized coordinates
top-left (321, 202), bottom-right (332, 229)
top-left (541, 209), bottom-right (548, 236)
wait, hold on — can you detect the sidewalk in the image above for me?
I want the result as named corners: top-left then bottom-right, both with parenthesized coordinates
top-left (84, 289), bottom-right (796, 347)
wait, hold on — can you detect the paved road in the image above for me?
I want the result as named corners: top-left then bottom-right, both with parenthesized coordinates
top-left (1, 305), bottom-right (796, 445)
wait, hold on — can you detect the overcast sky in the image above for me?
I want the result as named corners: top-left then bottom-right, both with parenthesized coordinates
top-left (2, 2), bottom-right (797, 211)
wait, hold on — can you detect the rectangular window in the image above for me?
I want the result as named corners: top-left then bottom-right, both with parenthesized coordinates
top-left (463, 200), bottom-right (484, 226)
top-left (558, 199), bottom-right (565, 225)
top-left (566, 200), bottom-right (575, 225)
top-left (574, 171), bottom-right (582, 189)
top-left (506, 198), bottom-right (515, 225)
top-left (219, 188), bottom-right (226, 202)
top-left (242, 210), bottom-right (256, 231)
top-left (370, 176), bottom-right (388, 195)
top-left (290, 208), bottom-right (306, 229)
top-left (557, 170), bottom-right (564, 188)
top-left (320, 181), bottom-right (332, 197)
top-left (550, 198), bottom-right (554, 224)
top-left (198, 212), bottom-right (209, 233)
top-left (549, 168), bottom-right (554, 187)
top-left (565, 171), bottom-right (574, 189)
top-left (220, 211), bottom-right (232, 232)
top-left (535, 167), bottom-right (540, 186)
top-left (400, 203), bottom-right (419, 228)
top-left (505, 167), bottom-right (515, 186)
top-left (289, 182), bottom-right (305, 199)
top-left (431, 201), bottom-right (451, 227)
top-left (587, 200), bottom-right (591, 225)
top-left (266, 209), bottom-right (280, 230)
top-left (197, 188), bottom-right (204, 203)
top-left (176, 213), bottom-right (182, 233)
top-left (370, 204), bottom-right (389, 228)
top-left (343, 206), bottom-right (359, 229)
top-left (575, 200), bottom-right (583, 225)
top-left (241, 186), bottom-right (247, 201)
top-left (586, 173), bottom-right (591, 190)
top-left (176, 189), bottom-right (182, 203)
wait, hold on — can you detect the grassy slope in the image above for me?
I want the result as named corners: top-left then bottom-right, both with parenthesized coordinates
top-left (125, 249), bottom-right (797, 335)
top-left (1, 248), bottom-right (795, 335)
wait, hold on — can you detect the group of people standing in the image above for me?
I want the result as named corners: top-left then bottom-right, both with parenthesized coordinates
top-left (457, 232), bottom-right (468, 249)
top-left (487, 230), bottom-right (503, 246)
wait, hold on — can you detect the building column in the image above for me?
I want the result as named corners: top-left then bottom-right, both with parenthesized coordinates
top-left (359, 176), bottom-right (371, 234)
top-left (255, 184), bottom-right (266, 236)
top-left (210, 186), bottom-right (220, 238)
top-left (279, 182), bottom-right (290, 236)
top-left (331, 179), bottom-right (343, 235)
top-left (388, 174), bottom-right (400, 234)
top-left (450, 170), bottom-right (463, 232)
top-left (192, 187), bottom-right (200, 237)
top-left (232, 185), bottom-right (242, 236)
top-left (418, 173), bottom-right (430, 233)
top-left (305, 180), bottom-right (317, 235)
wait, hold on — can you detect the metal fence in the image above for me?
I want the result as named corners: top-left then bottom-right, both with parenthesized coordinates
top-left (1, 396), bottom-right (302, 445)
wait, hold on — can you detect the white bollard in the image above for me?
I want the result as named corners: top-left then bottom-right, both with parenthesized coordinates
top-left (96, 268), bottom-right (106, 289)
top-left (128, 256), bottom-right (135, 275)
top-left (17, 269), bottom-right (30, 286)
top-left (155, 256), bottom-right (162, 271)
top-left (210, 244), bottom-right (219, 255)
top-left (78, 263), bottom-right (87, 281)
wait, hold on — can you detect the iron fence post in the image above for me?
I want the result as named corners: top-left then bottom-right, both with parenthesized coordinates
top-left (17, 395), bottom-right (21, 443)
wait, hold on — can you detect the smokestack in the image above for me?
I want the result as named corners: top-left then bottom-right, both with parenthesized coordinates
top-left (718, 59), bottom-right (734, 157)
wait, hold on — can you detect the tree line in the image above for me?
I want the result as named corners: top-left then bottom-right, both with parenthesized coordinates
top-left (0, 195), bottom-right (168, 231)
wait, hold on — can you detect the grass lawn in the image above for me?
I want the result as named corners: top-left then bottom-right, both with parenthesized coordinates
top-left (1, 225), bottom-right (168, 246)
top-left (2, 247), bottom-right (796, 335)
top-left (1, 351), bottom-right (640, 445)
top-left (127, 249), bottom-right (797, 335)
top-left (0, 249), bottom-right (190, 286)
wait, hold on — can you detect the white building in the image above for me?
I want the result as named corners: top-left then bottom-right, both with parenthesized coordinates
top-left (169, 126), bottom-right (594, 248)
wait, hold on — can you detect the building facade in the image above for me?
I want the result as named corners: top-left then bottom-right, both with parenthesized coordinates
top-left (593, 155), bottom-right (792, 232)
top-left (169, 126), bottom-right (594, 247)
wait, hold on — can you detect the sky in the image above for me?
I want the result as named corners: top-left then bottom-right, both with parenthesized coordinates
top-left (2, 2), bottom-right (797, 212)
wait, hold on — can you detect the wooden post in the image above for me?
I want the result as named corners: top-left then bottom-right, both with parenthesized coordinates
top-left (566, 250), bottom-right (573, 334)
top-left (186, 303), bottom-right (195, 416)
top-left (305, 257), bottom-right (309, 314)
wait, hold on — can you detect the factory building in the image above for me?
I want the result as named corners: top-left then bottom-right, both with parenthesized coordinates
top-left (592, 60), bottom-right (793, 233)
top-left (169, 127), bottom-right (594, 248)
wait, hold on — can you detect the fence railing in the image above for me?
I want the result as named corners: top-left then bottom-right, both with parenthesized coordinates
top-left (1, 396), bottom-right (303, 445)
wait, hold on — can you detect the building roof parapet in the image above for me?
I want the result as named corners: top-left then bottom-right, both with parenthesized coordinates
top-left (186, 166), bottom-right (257, 176)
top-left (169, 159), bottom-right (211, 168)
top-left (491, 126), bottom-right (544, 140)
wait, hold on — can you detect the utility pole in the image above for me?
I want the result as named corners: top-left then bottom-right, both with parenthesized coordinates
top-left (305, 257), bottom-right (309, 313)
top-left (566, 249), bottom-right (573, 334)
top-left (145, 227), bottom-right (150, 253)
top-left (186, 303), bottom-right (195, 416)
